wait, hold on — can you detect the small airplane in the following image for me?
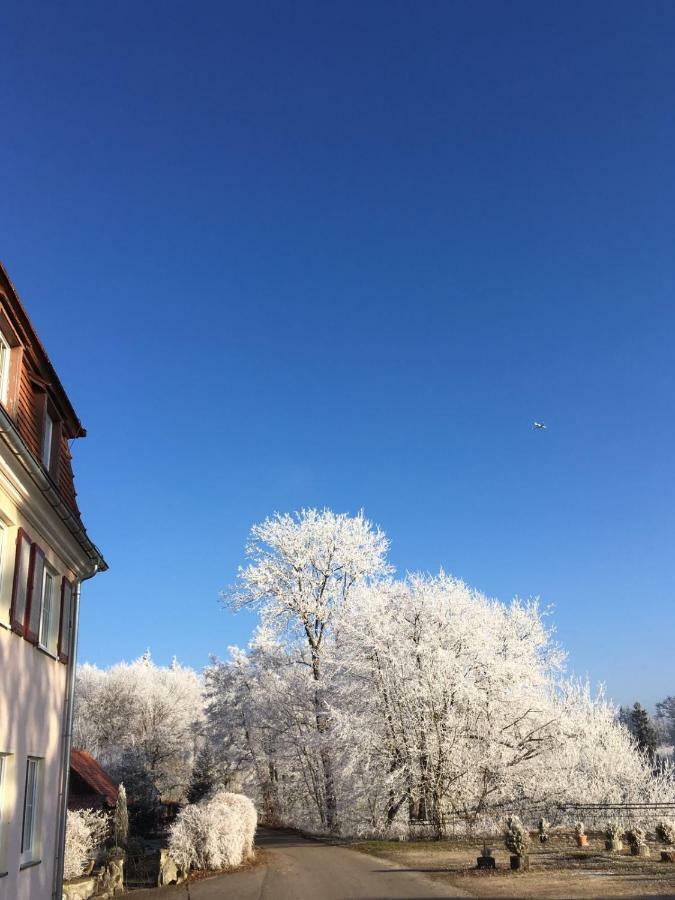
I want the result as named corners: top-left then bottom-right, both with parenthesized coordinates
top-left (532, 421), bottom-right (547, 430)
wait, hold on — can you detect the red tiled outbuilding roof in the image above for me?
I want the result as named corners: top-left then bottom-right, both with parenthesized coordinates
top-left (70, 750), bottom-right (118, 807)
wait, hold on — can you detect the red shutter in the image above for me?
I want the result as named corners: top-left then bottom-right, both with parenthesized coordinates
top-left (24, 544), bottom-right (44, 644)
top-left (9, 529), bottom-right (31, 635)
top-left (58, 578), bottom-right (73, 664)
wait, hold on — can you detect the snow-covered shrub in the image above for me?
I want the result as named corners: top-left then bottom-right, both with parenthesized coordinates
top-left (504, 816), bottom-right (530, 856)
top-left (605, 821), bottom-right (622, 839)
top-left (605, 820), bottom-right (623, 841)
top-left (64, 809), bottom-right (109, 881)
top-left (625, 826), bottom-right (648, 852)
top-left (655, 820), bottom-right (675, 845)
top-left (574, 821), bottom-right (585, 837)
top-left (168, 791), bottom-right (257, 873)
top-left (220, 792), bottom-right (257, 860)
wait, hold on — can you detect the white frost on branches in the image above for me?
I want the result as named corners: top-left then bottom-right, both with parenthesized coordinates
top-left (224, 509), bottom-right (391, 833)
top-left (73, 509), bottom-right (674, 841)
top-left (64, 809), bottom-right (109, 881)
top-left (168, 791), bottom-right (257, 872)
top-left (207, 509), bottom-right (675, 837)
top-left (73, 654), bottom-right (204, 804)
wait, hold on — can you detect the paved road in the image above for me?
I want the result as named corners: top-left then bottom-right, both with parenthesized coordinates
top-left (137, 828), bottom-right (471, 899)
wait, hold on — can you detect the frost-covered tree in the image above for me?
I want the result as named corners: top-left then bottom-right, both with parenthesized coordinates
top-left (656, 697), bottom-right (675, 747)
top-left (187, 742), bottom-right (232, 804)
top-left (225, 509), bottom-right (391, 832)
top-left (629, 703), bottom-right (658, 760)
top-left (206, 630), bottom-right (336, 828)
top-left (334, 574), bottom-right (566, 833)
top-left (207, 509), bottom-right (674, 838)
top-left (74, 654), bottom-right (204, 811)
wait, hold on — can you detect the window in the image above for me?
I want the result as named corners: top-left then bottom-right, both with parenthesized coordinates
top-left (9, 530), bottom-right (32, 636)
top-left (41, 410), bottom-right (54, 470)
top-left (0, 313), bottom-right (19, 412)
top-left (0, 334), bottom-right (9, 405)
top-left (21, 757), bottom-right (41, 866)
top-left (38, 565), bottom-right (58, 654)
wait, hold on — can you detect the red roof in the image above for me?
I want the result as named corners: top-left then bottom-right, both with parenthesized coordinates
top-left (70, 750), bottom-right (119, 807)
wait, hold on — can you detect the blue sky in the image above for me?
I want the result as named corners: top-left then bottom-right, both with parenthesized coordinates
top-left (1, 1), bottom-right (674, 707)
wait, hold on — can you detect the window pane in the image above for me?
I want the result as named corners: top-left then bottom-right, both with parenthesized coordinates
top-left (42, 414), bottom-right (53, 468)
top-left (40, 572), bottom-right (54, 649)
top-left (21, 759), bottom-right (38, 855)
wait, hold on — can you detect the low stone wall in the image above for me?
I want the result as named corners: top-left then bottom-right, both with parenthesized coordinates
top-left (63, 859), bottom-right (124, 900)
top-left (63, 876), bottom-right (97, 900)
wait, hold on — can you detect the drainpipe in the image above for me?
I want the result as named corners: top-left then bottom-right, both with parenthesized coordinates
top-left (52, 565), bottom-right (98, 900)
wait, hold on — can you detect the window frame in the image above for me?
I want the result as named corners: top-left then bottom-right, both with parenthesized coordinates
top-left (0, 310), bottom-right (21, 415)
top-left (37, 562), bottom-right (59, 655)
top-left (41, 409), bottom-right (54, 470)
top-left (20, 756), bottom-right (42, 868)
top-left (38, 398), bottom-right (62, 480)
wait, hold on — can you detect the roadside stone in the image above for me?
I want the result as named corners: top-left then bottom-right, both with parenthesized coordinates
top-left (158, 848), bottom-right (185, 885)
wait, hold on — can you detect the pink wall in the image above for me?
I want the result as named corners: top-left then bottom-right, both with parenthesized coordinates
top-left (0, 624), bottom-right (67, 900)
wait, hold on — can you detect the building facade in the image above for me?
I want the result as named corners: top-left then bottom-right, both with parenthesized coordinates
top-left (0, 263), bottom-right (106, 900)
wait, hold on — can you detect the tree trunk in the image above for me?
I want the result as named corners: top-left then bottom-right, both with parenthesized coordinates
top-left (312, 653), bottom-right (340, 833)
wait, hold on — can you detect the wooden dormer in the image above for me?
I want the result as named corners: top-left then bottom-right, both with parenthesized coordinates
top-left (0, 262), bottom-right (86, 522)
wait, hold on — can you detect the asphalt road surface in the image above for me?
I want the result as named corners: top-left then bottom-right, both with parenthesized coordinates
top-left (138, 828), bottom-right (471, 899)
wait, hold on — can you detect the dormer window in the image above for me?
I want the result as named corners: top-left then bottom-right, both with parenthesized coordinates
top-left (42, 410), bottom-right (54, 469)
top-left (32, 386), bottom-right (62, 478)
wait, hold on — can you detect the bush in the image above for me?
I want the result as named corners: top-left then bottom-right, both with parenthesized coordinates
top-left (625, 826), bottom-right (647, 850)
top-left (504, 815), bottom-right (530, 857)
top-left (64, 809), bottom-right (109, 881)
top-left (605, 820), bottom-right (623, 841)
top-left (168, 791), bottom-right (257, 873)
top-left (655, 821), bottom-right (675, 845)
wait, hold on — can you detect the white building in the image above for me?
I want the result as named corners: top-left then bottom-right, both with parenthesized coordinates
top-left (0, 262), bottom-right (106, 900)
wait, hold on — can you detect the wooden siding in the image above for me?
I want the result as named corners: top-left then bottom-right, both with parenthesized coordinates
top-left (0, 268), bottom-right (83, 520)
top-left (57, 435), bottom-right (79, 515)
top-left (8, 367), bottom-right (80, 517)
top-left (16, 366), bottom-right (41, 457)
